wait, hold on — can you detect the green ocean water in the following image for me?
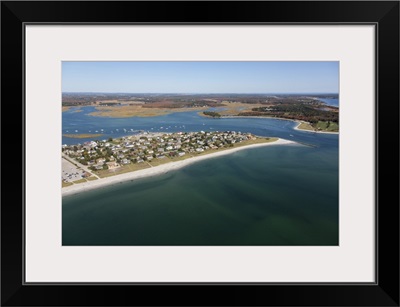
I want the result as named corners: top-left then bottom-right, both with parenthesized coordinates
top-left (62, 144), bottom-right (338, 245)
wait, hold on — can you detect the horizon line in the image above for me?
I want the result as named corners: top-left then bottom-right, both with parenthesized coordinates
top-left (62, 92), bottom-right (339, 95)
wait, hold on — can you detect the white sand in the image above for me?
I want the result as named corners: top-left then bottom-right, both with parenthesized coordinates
top-left (62, 138), bottom-right (296, 197)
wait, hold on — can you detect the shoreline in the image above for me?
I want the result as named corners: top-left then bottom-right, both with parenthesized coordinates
top-left (221, 116), bottom-right (339, 134)
top-left (293, 121), bottom-right (339, 135)
top-left (62, 138), bottom-right (296, 197)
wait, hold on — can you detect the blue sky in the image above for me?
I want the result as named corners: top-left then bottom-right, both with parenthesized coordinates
top-left (62, 61), bottom-right (338, 94)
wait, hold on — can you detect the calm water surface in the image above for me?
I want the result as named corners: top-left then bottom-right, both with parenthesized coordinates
top-left (62, 107), bottom-right (338, 245)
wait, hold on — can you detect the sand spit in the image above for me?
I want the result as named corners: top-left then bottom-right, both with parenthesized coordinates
top-left (293, 122), bottom-right (339, 134)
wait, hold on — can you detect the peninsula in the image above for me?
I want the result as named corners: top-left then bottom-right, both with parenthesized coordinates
top-left (62, 131), bottom-right (295, 195)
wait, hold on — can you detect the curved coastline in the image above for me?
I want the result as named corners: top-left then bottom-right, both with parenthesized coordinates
top-left (220, 115), bottom-right (339, 134)
top-left (62, 138), bottom-right (296, 197)
top-left (293, 121), bottom-right (339, 135)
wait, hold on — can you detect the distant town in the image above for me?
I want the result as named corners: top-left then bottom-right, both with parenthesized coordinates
top-left (62, 131), bottom-right (275, 186)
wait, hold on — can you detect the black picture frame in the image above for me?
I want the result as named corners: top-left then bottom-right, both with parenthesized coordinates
top-left (1, 1), bottom-right (399, 306)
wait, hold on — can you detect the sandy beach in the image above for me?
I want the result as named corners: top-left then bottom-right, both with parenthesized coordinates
top-left (62, 138), bottom-right (296, 197)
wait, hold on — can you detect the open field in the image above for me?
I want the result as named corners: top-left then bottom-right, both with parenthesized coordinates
top-left (294, 121), bottom-right (339, 134)
top-left (218, 102), bottom-right (265, 115)
top-left (62, 181), bottom-right (73, 187)
top-left (297, 122), bottom-right (315, 131)
top-left (73, 178), bottom-right (87, 184)
top-left (93, 162), bottom-right (151, 178)
top-left (316, 121), bottom-right (339, 132)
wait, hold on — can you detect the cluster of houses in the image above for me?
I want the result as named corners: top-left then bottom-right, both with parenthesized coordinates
top-left (62, 131), bottom-right (258, 171)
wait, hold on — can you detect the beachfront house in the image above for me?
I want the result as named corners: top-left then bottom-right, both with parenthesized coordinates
top-left (106, 161), bottom-right (120, 169)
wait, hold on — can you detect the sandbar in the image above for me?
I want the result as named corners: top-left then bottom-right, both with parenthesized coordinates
top-left (62, 138), bottom-right (296, 197)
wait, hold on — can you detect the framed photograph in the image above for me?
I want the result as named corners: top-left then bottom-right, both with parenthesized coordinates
top-left (2, 1), bottom-right (399, 306)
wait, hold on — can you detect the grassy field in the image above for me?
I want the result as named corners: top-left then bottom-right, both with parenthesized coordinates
top-left (297, 121), bottom-right (338, 132)
top-left (73, 178), bottom-right (87, 184)
top-left (297, 122), bottom-right (315, 131)
top-left (94, 163), bottom-right (151, 178)
top-left (62, 181), bottom-right (73, 187)
top-left (86, 176), bottom-right (98, 181)
top-left (315, 121), bottom-right (339, 132)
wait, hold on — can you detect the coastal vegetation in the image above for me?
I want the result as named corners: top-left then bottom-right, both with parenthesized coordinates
top-left (202, 111), bottom-right (221, 118)
top-left (238, 103), bottom-right (339, 132)
top-left (297, 122), bottom-right (314, 131)
top-left (62, 181), bottom-right (73, 188)
top-left (315, 121), bottom-right (339, 132)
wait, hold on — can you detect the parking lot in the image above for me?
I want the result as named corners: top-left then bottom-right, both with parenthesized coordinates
top-left (62, 158), bottom-right (87, 182)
